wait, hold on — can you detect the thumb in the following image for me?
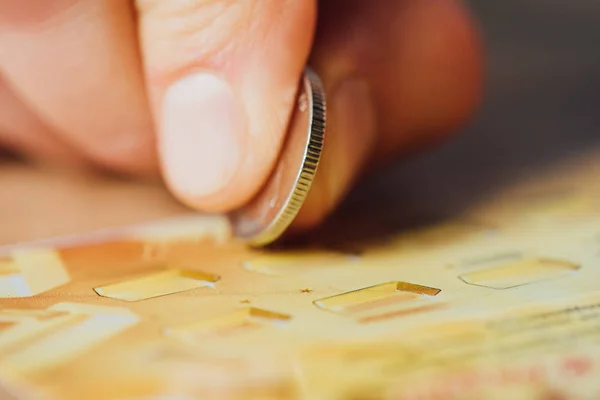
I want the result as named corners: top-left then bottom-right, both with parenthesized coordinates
top-left (137, 0), bottom-right (317, 211)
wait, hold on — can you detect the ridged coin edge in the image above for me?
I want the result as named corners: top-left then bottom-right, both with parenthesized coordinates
top-left (247, 68), bottom-right (327, 247)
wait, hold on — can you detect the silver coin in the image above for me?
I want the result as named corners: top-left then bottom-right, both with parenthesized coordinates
top-left (228, 68), bottom-right (326, 247)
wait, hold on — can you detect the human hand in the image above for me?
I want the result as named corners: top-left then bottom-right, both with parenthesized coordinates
top-left (0, 0), bottom-right (482, 230)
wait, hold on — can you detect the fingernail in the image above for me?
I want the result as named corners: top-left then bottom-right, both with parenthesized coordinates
top-left (160, 72), bottom-right (245, 201)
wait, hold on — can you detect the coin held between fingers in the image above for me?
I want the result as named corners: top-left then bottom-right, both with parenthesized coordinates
top-left (228, 68), bottom-right (327, 247)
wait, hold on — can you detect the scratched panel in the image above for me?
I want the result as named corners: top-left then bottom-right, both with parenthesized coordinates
top-left (0, 249), bottom-right (69, 298)
top-left (94, 268), bottom-right (220, 302)
top-left (165, 307), bottom-right (292, 342)
top-left (0, 303), bottom-right (139, 375)
top-left (459, 258), bottom-right (581, 289)
top-left (314, 282), bottom-right (442, 323)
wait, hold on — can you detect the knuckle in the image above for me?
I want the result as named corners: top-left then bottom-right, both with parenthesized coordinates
top-left (137, 0), bottom-right (252, 81)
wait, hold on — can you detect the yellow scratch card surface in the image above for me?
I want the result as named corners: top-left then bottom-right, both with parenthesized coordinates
top-left (3, 159), bottom-right (600, 400)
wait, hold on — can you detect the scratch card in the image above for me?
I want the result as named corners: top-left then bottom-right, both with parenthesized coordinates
top-left (3, 157), bottom-right (600, 400)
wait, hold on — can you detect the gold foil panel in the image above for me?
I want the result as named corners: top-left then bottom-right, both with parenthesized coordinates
top-left (165, 307), bottom-right (292, 341)
top-left (314, 282), bottom-right (441, 323)
top-left (94, 268), bottom-right (220, 302)
top-left (0, 249), bottom-right (69, 298)
top-left (459, 258), bottom-right (580, 289)
top-left (0, 303), bottom-right (139, 375)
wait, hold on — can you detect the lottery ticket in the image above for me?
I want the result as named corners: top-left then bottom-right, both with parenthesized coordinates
top-left (3, 154), bottom-right (600, 400)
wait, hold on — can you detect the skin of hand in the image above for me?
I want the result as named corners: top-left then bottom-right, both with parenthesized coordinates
top-left (0, 0), bottom-right (483, 230)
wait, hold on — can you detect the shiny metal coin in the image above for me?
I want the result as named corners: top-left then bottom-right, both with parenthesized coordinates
top-left (228, 68), bottom-right (326, 247)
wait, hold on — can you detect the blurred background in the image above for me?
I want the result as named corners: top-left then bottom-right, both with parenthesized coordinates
top-left (332, 0), bottom-right (600, 230)
top-left (401, 0), bottom-right (600, 200)
top-left (1, 0), bottom-right (599, 245)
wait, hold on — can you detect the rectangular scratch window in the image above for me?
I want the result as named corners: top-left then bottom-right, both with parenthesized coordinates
top-left (314, 282), bottom-right (441, 323)
top-left (165, 307), bottom-right (291, 341)
top-left (94, 269), bottom-right (220, 302)
top-left (458, 258), bottom-right (580, 290)
top-left (0, 303), bottom-right (139, 375)
top-left (0, 249), bottom-right (70, 298)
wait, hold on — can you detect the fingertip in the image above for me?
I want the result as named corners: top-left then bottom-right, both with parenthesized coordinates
top-left (139, 0), bottom-right (317, 212)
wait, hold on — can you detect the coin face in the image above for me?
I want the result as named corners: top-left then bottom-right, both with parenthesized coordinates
top-left (228, 69), bottom-right (326, 247)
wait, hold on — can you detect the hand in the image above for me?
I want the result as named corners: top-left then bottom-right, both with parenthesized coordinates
top-left (0, 0), bottom-right (482, 230)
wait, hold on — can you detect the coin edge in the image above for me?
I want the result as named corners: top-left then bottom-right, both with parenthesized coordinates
top-left (245, 68), bottom-right (327, 247)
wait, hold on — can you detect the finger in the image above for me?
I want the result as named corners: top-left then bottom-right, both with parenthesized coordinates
top-left (137, 0), bottom-right (317, 211)
top-left (293, 0), bottom-right (483, 229)
top-left (0, 0), bottom-right (158, 175)
top-left (0, 73), bottom-right (85, 165)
